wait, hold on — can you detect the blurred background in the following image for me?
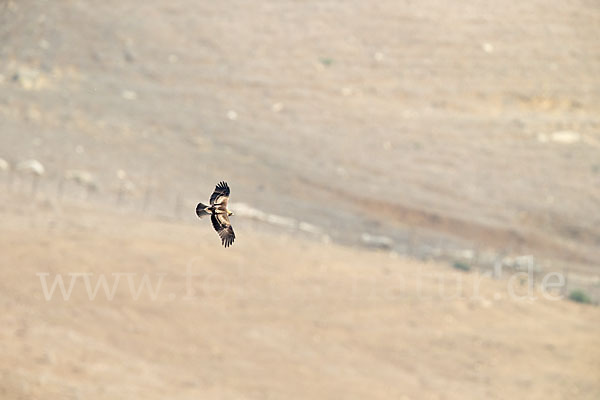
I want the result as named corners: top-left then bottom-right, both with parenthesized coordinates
top-left (1, 0), bottom-right (599, 399)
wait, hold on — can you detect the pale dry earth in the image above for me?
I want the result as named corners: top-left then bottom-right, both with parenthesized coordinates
top-left (1, 0), bottom-right (599, 269)
top-left (1, 0), bottom-right (600, 398)
top-left (1, 195), bottom-right (599, 399)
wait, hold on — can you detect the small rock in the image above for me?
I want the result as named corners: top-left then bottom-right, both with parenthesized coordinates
top-left (227, 110), bottom-right (238, 120)
top-left (482, 42), bottom-right (494, 53)
top-left (13, 66), bottom-right (42, 90)
top-left (298, 222), bottom-right (321, 234)
top-left (361, 233), bottom-right (394, 250)
top-left (550, 130), bottom-right (580, 144)
top-left (121, 90), bottom-right (137, 100)
top-left (457, 249), bottom-right (475, 260)
top-left (16, 159), bottom-right (45, 175)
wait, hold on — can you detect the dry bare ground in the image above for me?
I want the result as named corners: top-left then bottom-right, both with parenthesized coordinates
top-left (1, 0), bottom-right (599, 398)
top-left (1, 195), bottom-right (599, 400)
top-left (1, 0), bottom-right (599, 268)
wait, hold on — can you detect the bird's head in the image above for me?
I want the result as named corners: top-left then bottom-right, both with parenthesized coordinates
top-left (228, 210), bottom-right (234, 216)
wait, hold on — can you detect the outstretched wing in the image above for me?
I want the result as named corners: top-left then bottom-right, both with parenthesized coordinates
top-left (211, 213), bottom-right (235, 247)
top-left (210, 181), bottom-right (230, 206)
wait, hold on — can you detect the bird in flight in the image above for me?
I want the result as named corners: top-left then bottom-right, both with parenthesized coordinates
top-left (196, 181), bottom-right (235, 247)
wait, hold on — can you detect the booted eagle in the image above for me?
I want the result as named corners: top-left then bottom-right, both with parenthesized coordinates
top-left (196, 181), bottom-right (235, 247)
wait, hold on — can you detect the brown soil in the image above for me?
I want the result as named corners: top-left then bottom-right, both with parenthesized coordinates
top-left (1, 195), bottom-right (599, 399)
top-left (1, 0), bottom-right (599, 398)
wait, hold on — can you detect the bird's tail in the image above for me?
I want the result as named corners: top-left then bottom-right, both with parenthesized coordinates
top-left (196, 202), bottom-right (211, 218)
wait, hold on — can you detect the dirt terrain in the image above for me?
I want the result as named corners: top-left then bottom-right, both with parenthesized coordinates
top-left (1, 0), bottom-right (599, 266)
top-left (1, 0), bottom-right (599, 398)
top-left (1, 195), bottom-right (599, 400)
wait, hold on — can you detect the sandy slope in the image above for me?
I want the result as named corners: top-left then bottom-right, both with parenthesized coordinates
top-left (1, 0), bottom-right (599, 273)
top-left (1, 195), bottom-right (598, 399)
top-left (1, 1), bottom-right (599, 398)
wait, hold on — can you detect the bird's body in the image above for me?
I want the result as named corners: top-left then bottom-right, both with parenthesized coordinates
top-left (196, 181), bottom-right (235, 247)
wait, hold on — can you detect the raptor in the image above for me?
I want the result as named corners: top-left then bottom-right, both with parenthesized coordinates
top-left (196, 181), bottom-right (235, 247)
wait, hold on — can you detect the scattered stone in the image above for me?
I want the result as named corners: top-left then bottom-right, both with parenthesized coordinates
top-left (550, 130), bottom-right (580, 144)
top-left (65, 170), bottom-right (97, 189)
top-left (298, 222), bottom-right (321, 234)
top-left (121, 90), bottom-right (137, 100)
top-left (501, 255), bottom-right (541, 272)
top-left (482, 42), bottom-right (494, 53)
top-left (16, 159), bottom-right (45, 176)
top-left (361, 233), bottom-right (394, 250)
top-left (235, 202), bottom-right (325, 236)
top-left (538, 131), bottom-right (582, 144)
top-left (227, 110), bottom-right (238, 121)
top-left (13, 66), bottom-right (48, 90)
top-left (453, 249), bottom-right (475, 260)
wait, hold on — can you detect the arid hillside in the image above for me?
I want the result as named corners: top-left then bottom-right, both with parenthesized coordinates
top-left (1, 0), bottom-right (599, 398)
top-left (1, 0), bottom-right (599, 271)
top-left (1, 195), bottom-right (599, 399)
